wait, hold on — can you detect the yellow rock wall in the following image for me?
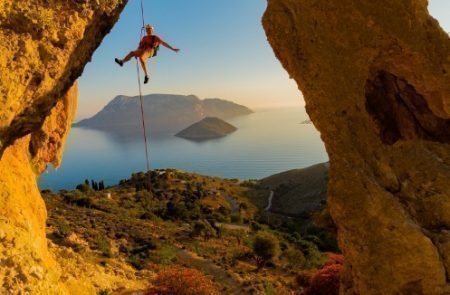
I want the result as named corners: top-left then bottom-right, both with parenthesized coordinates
top-left (2, 0), bottom-right (448, 293)
top-left (0, 0), bottom-right (127, 155)
top-left (263, 0), bottom-right (450, 294)
top-left (0, 1), bottom-right (127, 293)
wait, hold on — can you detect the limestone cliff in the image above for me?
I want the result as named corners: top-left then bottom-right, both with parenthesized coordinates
top-left (0, 0), bottom-right (127, 155)
top-left (263, 1), bottom-right (450, 294)
top-left (0, 1), bottom-right (127, 293)
top-left (0, 84), bottom-right (76, 293)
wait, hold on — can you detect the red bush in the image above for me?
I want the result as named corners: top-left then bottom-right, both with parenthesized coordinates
top-left (324, 253), bottom-right (344, 267)
top-left (303, 254), bottom-right (343, 295)
top-left (146, 267), bottom-right (220, 295)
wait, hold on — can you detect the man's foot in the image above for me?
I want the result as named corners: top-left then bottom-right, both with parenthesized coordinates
top-left (115, 58), bottom-right (123, 67)
top-left (144, 75), bottom-right (149, 84)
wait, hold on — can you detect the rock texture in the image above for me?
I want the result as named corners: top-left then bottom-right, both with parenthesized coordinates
top-left (0, 85), bottom-right (76, 294)
top-left (263, 1), bottom-right (450, 294)
top-left (0, 0), bottom-right (127, 155)
top-left (0, 1), bottom-right (127, 293)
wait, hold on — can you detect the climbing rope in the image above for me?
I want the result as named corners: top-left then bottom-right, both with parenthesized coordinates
top-left (140, 0), bottom-right (146, 30)
top-left (135, 60), bottom-right (150, 173)
top-left (136, 0), bottom-right (151, 189)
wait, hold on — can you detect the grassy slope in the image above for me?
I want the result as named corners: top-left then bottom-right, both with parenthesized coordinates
top-left (257, 163), bottom-right (329, 216)
top-left (43, 169), bottom-right (334, 294)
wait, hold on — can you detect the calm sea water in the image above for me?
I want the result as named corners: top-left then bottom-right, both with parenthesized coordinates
top-left (39, 108), bottom-right (328, 190)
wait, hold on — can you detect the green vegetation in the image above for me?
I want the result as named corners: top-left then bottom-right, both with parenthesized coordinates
top-left (55, 219), bottom-right (71, 239)
top-left (252, 231), bottom-right (280, 269)
top-left (43, 168), bottom-right (338, 293)
top-left (96, 235), bottom-right (112, 258)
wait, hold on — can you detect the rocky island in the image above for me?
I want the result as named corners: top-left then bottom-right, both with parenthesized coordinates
top-left (75, 94), bottom-right (252, 136)
top-left (175, 117), bottom-right (237, 140)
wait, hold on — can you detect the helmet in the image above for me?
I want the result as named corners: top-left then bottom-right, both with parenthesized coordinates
top-left (145, 24), bottom-right (154, 30)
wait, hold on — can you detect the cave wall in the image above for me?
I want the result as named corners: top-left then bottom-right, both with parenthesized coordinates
top-left (0, 84), bottom-right (76, 293)
top-left (0, 0), bottom-right (127, 156)
top-left (0, 1), bottom-right (127, 293)
top-left (263, 0), bottom-right (450, 294)
top-left (1, 0), bottom-right (449, 293)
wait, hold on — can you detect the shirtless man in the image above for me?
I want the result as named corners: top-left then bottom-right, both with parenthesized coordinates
top-left (115, 24), bottom-right (180, 84)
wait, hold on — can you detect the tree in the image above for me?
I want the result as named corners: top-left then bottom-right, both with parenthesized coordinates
top-left (252, 231), bottom-right (280, 269)
top-left (91, 180), bottom-right (98, 191)
top-left (99, 180), bottom-right (105, 190)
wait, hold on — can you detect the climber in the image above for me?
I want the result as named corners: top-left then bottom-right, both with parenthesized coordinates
top-left (115, 24), bottom-right (180, 84)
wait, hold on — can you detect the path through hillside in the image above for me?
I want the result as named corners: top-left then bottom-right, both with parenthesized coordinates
top-left (174, 247), bottom-right (244, 294)
top-left (264, 191), bottom-right (274, 211)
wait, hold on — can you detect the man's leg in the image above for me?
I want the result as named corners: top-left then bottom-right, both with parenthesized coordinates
top-left (138, 56), bottom-right (149, 84)
top-left (123, 50), bottom-right (139, 63)
top-left (139, 49), bottom-right (153, 84)
top-left (115, 50), bottom-right (140, 67)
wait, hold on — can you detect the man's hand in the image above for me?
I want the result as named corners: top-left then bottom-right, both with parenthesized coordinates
top-left (174, 48), bottom-right (180, 53)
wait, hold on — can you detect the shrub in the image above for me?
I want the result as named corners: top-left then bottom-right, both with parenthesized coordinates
top-left (146, 267), bottom-right (219, 295)
top-left (165, 201), bottom-right (189, 220)
top-left (55, 220), bottom-right (71, 239)
top-left (252, 232), bottom-right (280, 269)
top-left (250, 221), bottom-right (262, 232)
top-left (231, 213), bottom-right (243, 224)
top-left (283, 247), bottom-right (306, 270)
top-left (240, 180), bottom-right (257, 188)
top-left (154, 245), bottom-right (177, 265)
top-left (191, 220), bottom-right (216, 240)
top-left (96, 235), bottom-right (112, 258)
top-left (76, 183), bottom-right (91, 193)
top-left (130, 254), bottom-right (146, 270)
top-left (302, 254), bottom-right (344, 295)
top-left (64, 190), bottom-right (92, 207)
top-left (295, 239), bottom-right (328, 269)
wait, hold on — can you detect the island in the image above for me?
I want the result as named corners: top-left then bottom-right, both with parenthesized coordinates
top-left (175, 117), bottom-right (237, 140)
top-left (74, 94), bottom-right (252, 136)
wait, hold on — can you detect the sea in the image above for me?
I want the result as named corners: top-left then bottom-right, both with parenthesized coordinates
top-left (38, 107), bottom-right (328, 190)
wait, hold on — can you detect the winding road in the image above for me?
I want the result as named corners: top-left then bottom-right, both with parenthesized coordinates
top-left (264, 191), bottom-right (274, 211)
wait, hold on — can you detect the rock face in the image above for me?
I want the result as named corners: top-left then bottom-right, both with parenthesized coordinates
top-left (175, 117), bottom-right (237, 140)
top-left (0, 0), bottom-right (127, 155)
top-left (1, 0), bottom-right (448, 293)
top-left (75, 94), bottom-right (252, 136)
top-left (0, 85), bottom-right (77, 294)
top-left (0, 1), bottom-right (127, 293)
top-left (263, 1), bottom-right (450, 294)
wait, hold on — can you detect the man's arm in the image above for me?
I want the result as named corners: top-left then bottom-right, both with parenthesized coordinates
top-left (159, 38), bottom-right (180, 52)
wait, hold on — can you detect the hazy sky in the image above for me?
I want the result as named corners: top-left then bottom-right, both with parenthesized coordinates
top-left (76, 0), bottom-right (450, 120)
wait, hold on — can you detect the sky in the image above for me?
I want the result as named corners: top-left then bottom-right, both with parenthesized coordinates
top-left (76, 0), bottom-right (450, 120)
top-left (77, 0), bottom-right (300, 120)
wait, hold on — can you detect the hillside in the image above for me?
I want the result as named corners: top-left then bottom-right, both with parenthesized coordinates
top-left (75, 94), bottom-right (252, 136)
top-left (249, 163), bottom-right (329, 216)
top-left (42, 168), bottom-right (337, 294)
top-left (175, 117), bottom-right (237, 140)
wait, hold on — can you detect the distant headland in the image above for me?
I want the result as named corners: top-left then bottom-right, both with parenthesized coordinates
top-left (74, 94), bottom-right (253, 136)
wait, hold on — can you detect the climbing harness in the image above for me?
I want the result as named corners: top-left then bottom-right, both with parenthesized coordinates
top-left (150, 36), bottom-right (160, 57)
